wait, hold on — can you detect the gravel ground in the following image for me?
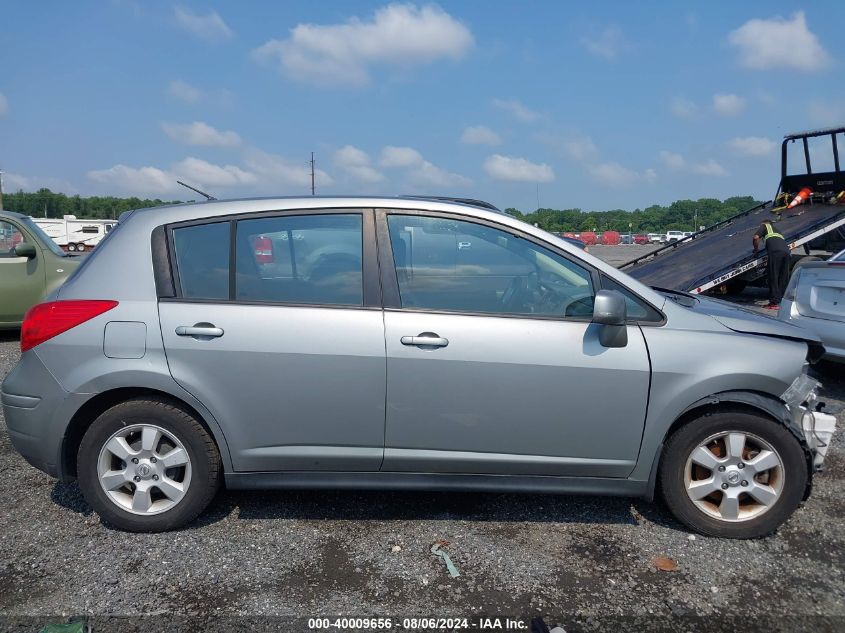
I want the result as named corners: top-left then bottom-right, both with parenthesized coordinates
top-left (1, 247), bottom-right (844, 632)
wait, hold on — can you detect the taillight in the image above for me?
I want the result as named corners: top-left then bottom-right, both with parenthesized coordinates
top-left (21, 300), bottom-right (118, 352)
top-left (252, 236), bottom-right (274, 264)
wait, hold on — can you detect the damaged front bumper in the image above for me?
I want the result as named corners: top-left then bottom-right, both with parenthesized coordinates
top-left (782, 374), bottom-right (837, 469)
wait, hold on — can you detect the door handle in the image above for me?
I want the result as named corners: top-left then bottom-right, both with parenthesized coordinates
top-left (401, 333), bottom-right (449, 348)
top-left (175, 324), bottom-right (224, 338)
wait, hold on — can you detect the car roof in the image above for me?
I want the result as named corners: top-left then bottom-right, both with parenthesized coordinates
top-left (0, 209), bottom-right (28, 220)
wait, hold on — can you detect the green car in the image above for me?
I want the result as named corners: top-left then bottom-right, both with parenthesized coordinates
top-left (0, 209), bottom-right (82, 329)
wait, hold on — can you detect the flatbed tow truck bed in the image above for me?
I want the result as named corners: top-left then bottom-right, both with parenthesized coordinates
top-left (622, 126), bottom-right (845, 294)
top-left (622, 200), bottom-right (845, 293)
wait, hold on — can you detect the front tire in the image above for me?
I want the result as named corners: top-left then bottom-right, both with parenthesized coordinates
top-left (77, 398), bottom-right (221, 532)
top-left (659, 409), bottom-right (808, 538)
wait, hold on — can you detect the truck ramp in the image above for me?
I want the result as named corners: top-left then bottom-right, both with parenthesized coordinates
top-left (622, 201), bottom-right (845, 293)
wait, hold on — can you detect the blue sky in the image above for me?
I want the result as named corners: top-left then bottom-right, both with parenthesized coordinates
top-left (1, 1), bottom-right (843, 212)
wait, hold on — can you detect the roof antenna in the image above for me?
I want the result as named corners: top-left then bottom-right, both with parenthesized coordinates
top-left (176, 180), bottom-right (216, 201)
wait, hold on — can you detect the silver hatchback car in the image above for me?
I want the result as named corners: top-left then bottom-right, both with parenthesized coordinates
top-left (1, 197), bottom-right (836, 537)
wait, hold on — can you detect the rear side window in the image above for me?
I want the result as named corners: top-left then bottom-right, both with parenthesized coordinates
top-left (235, 214), bottom-right (363, 306)
top-left (600, 274), bottom-right (663, 322)
top-left (172, 222), bottom-right (230, 300)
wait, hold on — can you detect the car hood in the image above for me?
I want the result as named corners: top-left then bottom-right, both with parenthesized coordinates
top-left (691, 294), bottom-right (822, 344)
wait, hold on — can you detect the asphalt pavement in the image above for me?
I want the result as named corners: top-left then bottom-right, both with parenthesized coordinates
top-left (1, 247), bottom-right (843, 632)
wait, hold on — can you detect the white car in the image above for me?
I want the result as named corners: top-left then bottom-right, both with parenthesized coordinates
top-left (665, 230), bottom-right (685, 243)
top-left (779, 249), bottom-right (845, 362)
top-left (647, 233), bottom-right (664, 244)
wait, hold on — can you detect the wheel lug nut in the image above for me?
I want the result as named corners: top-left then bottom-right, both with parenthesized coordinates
top-left (132, 458), bottom-right (139, 464)
top-left (150, 457), bottom-right (157, 463)
top-left (721, 483), bottom-right (729, 490)
top-left (134, 476), bottom-right (141, 482)
top-left (153, 475), bottom-right (159, 481)
top-left (741, 480), bottom-right (748, 487)
top-left (738, 463), bottom-right (745, 469)
top-left (718, 465), bottom-right (726, 472)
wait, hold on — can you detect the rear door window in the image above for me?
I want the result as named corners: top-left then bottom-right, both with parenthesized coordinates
top-left (235, 214), bottom-right (363, 306)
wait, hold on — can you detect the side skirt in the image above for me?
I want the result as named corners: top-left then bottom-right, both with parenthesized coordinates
top-left (225, 471), bottom-right (650, 498)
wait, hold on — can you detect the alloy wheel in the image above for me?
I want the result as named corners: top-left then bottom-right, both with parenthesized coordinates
top-left (684, 431), bottom-right (784, 522)
top-left (96, 423), bottom-right (192, 515)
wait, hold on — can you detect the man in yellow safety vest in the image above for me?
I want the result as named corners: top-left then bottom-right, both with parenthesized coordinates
top-left (752, 221), bottom-right (790, 309)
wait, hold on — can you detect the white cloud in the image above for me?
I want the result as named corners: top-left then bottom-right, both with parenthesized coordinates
top-left (167, 80), bottom-right (202, 103)
top-left (562, 136), bottom-right (599, 162)
top-left (728, 12), bottom-right (831, 71)
top-left (691, 160), bottom-right (728, 177)
top-left (333, 145), bottom-right (384, 183)
top-left (808, 101), bottom-right (845, 126)
top-left (728, 136), bottom-right (776, 156)
top-left (587, 162), bottom-right (638, 187)
top-left (0, 92), bottom-right (8, 116)
top-left (659, 150), bottom-right (686, 170)
top-left (379, 145), bottom-right (468, 187)
top-left (461, 125), bottom-right (501, 146)
top-left (243, 148), bottom-right (334, 190)
top-left (670, 97), bottom-right (698, 119)
top-left (658, 151), bottom-right (729, 177)
top-left (174, 5), bottom-right (233, 41)
top-left (380, 145), bottom-right (425, 168)
top-left (712, 93), bottom-right (746, 116)
top-left (484, 154), bottom-right (554, 183)
top-left (173, 157), bottom-right (256, 187)
top-left (253, 3), bottom-right (473, 87)
top-left (492, 98), bottom-right (540, 122)
top-left (161, 121), bottom-right (242, 147)
top-left (88, 164), bottom-right (181, 196)
top-left (581, 26), bottom-right (626, 60)
top-left (1, 172), bottom-right (77, 194)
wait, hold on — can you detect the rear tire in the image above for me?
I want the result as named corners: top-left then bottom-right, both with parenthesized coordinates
top-left (659, 409), bottom-right (807, 538)
top-left (77, 397), bottom-right (221, 532)
top-left (76, 243), bottom-right (85, 252)
top-left (67, 243), bottom-right (76, 252)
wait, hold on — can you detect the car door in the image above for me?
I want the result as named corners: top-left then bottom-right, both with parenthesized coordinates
top-left (378, 210), bottom-right (653, 478)
top-left (158, 209), bottom-right (387, 472)
top-left (0, 219), bottom-right (45, 325)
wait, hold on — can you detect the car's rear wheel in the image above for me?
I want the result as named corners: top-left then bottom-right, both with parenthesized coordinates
top-left (67, 243), bottom-right (76, 252)
top-left (77, 398), bottom-right (221, 532)
top-left (659, 409), bottom-right (807, 538)
top-left (76, 243), bottom-right (86, 252)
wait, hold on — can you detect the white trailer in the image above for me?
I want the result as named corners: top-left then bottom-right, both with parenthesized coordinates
top-left (30, 215), bottom-right (117, 252)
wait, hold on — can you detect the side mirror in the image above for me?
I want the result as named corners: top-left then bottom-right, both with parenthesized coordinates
top-left (593, 289), bottom-right (628, 348)
top-left (14, 242), bottom-right (37, 259)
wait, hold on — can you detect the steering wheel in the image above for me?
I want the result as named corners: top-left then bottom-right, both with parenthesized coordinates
top-left (500, 276), bottom-right (525, 308)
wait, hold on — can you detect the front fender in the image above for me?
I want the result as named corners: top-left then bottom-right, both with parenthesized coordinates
top-left (643, 389), bottom-right (814, 502)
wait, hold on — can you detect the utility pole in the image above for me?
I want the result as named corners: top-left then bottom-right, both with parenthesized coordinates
top-left (0, 168), bottom-right (4, 210)
top-left (310, 152), bottom-right (316, 196)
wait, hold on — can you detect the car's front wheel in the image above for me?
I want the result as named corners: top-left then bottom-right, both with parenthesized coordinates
top-left (659, 409), bottom-right (808, 538)
top-left (77, 397), bottom-right (221, 532)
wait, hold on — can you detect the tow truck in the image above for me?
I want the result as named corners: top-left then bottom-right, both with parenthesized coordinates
top-left (622, 126), bottom-right (845, 294)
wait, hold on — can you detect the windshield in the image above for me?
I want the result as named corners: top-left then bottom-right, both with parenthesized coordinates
top-left (20, 217), bottom-right (67, 257)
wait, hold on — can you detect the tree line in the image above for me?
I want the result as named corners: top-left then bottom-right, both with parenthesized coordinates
top-left (1, 189), bottom-right (182, 219)
top-left (2, 188), bottom-right (763, 233)
top-left (505, 196), bottom-right (762, 233)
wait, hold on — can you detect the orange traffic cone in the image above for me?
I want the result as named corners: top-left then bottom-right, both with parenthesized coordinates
top-left (787, 187), bottom-right (812, 209)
